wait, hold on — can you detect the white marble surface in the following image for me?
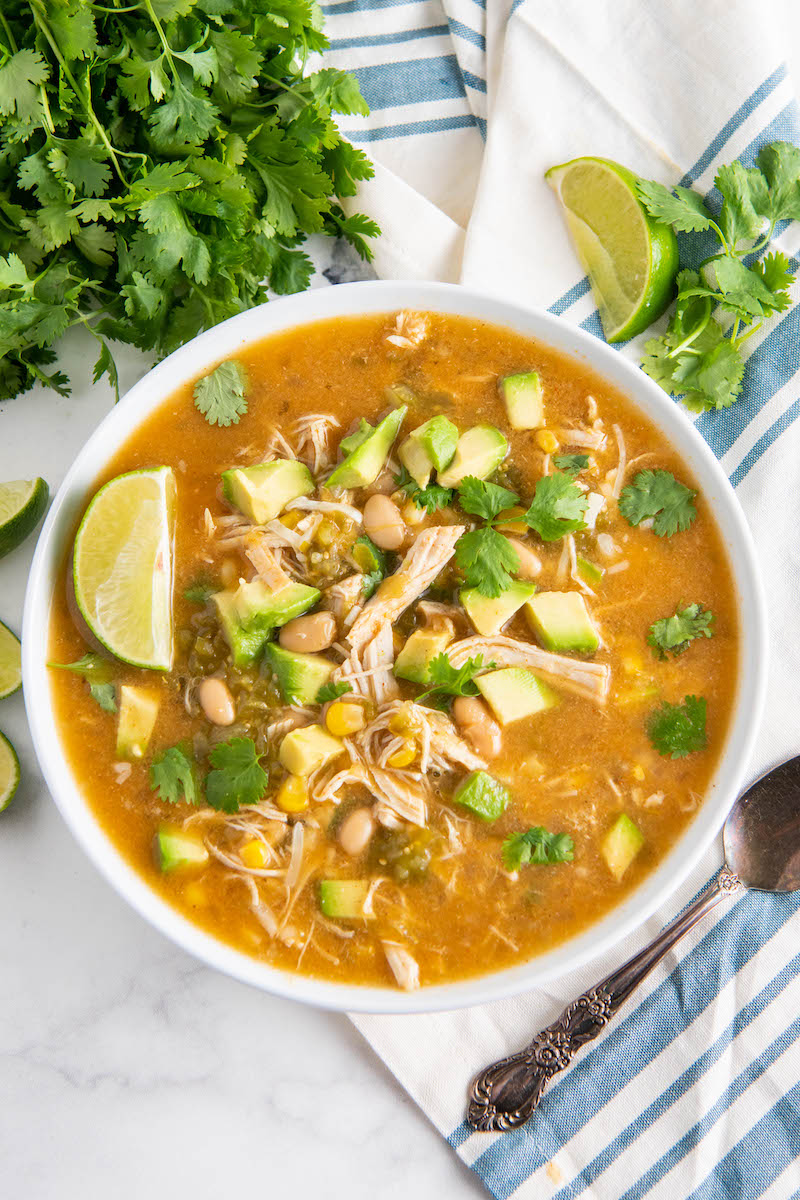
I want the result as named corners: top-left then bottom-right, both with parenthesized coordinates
top-left (0, 240), bottom-right (483, 1200)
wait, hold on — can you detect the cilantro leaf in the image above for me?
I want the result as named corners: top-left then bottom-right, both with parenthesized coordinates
top-left (362, 570), bottom-right (383, 599)
top-left (553, 454), bottom-right (589, 475)
top-left (455, 527), bottom-right (520, 597)
top-left (0, 49), bottom-right (49, 126)
top-left (317, 681), bottom-right (352, 704)
top-left (184, 580), bottom-right (217, 605)
top-left (618, 470), bottom-right (697, 536)
top-left (150, 746), bottom-right (198, 805)
top-left (457, 477), bottom-right (519, 523)
top-left (89, 682), bottom-right (118, 713)
top-left (648, 604), bottom-right (714, 658)
top-left (715, 161), bottom-right (766, 247)
top-left (636, 179), bottom-right (713, 233)
top-left (647, 696), bottom-right (708, 759)
top-left (205, 737), bottom-right (267, 813)
top-left (502, 827), bottom-right (575, 871)
top-left (524, 471), bottom-right (588, 542)
top-left (756, 141), bottom-right (800, 222)
top-left (416, 653), bottom-right (494, 705)
top-left (395, 467), bottom-right (453, 513)
top-left (193, 360), bottom-right (248, 427)
top-left (48, 653), bottom-right (112, 683)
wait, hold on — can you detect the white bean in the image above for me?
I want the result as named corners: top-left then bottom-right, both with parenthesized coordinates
top-left (279, 611), bottom-right (337, 653)
top-left (198, 677), bottom-right (236, 726)
top-left (453, 695), bottom-right (502, 759)
top-left (505, 537), bottom-right (542, 580)
top-left (338, 807), bottom-right (375, 856)
top-left (363, 494), bottom-right (406, 550)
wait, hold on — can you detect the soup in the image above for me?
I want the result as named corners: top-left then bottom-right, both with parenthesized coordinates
top-left (49, 311), bottom-right (738, 991)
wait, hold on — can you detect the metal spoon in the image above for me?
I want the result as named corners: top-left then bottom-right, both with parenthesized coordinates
top-left (467, 756), bottom-right (800, 1132)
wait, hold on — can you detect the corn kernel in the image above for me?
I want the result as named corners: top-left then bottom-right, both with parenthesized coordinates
top-left (631, 763), bottom-right (646, 781)
top-left (388, 743), bottom-right (417, 769)
top-left (326, 701), bottom-right (366, 737)
top-left (240, 839), bottom-right (269, 868)
top-left (276, 774), bottom-right (309, 813)
top-left (535, 429), bottom-right (559, 454)
top-left (184, 882), bottom-right (207, 907)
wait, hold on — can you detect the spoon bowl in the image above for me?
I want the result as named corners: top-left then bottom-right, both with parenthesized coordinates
top-left (724, 756), bottom-right (800, 892)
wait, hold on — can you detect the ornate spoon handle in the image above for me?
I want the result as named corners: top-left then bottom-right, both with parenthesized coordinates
top-left (467, 866), bottom-right (742, 1132)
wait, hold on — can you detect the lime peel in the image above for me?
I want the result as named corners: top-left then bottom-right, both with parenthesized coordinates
top-left (0, 620), bottom-right (21, 700)
top-left (0, 731), bottom-right (20, 812)
top-left (0, 478), bottom-right (49, 559)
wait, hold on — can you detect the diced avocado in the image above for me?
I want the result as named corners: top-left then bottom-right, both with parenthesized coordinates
top-left (438, 424), bottom-right (508, 488)
top-left (398, 415), bottom-right (459, 487)
top-left (461, 580), bottom-right (536, 636)
top-left (279, 724), bottom-right (344, 776)
top-left (221, 460), bottom-right (313, 524)
top-left (601, 814), bottom-right (644, 881)
top-left (476, 668), bottom-right (558, 726)
top-left (495, 506), bottom-right (528, 535)
top-left (265, 644), bottom-right (336, 705)
top-left (525, 591), bottom-right (600, 654)
top-left (394, 626), bottom-right (454, 684)
top-left (154, 826), bottom-right (209, 872)
top-left (453, 771), bottom-right (512, 821)
top-left (352, 535), bottom-right (386, 576)
top-left (500, 372), bottom-right (544, 430)
top-left (577, 556), bottom-right (605, 585)
top-left (116, 685), bottom-right (159, 759)
top-left (214, 579), bottom-right (320, 666)
top-left (327, 405), bottom-right (407, 488)
top-left (319, 879), bottom-right (371, 919)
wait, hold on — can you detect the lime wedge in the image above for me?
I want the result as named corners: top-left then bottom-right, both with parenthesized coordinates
top-left (545, 157), bottom-right (679, 343)
top-left (0, 478), bottom-right (49, 559)
top-left (0, 731), bottom-right (20, 811)
top-left (73, 467), bottom-right (176, 671)
top-left (0, 620), bottom-right (21, 700)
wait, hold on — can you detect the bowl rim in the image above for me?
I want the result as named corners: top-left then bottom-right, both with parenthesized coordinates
top-left (22, 279), bottom-right (768, 1014)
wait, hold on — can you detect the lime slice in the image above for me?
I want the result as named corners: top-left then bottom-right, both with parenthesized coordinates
top-left (73, 467), bottom-right (176, 671)
top-left (0, 478), bottom-right (49, 559)
top-left (0, 731), bottom-right (20, 811)
top-left (545, 157), bottom-right (679, 343)
top-left (0, 620), bottom-right (21, 699)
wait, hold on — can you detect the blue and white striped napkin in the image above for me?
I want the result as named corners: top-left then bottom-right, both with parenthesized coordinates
top-left (323, 2), bottom-right (800, 1195)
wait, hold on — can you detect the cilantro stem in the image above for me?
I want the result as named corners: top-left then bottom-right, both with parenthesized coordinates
top-left (734, 322), bottom-right (762, 348)
top-left (142, 0), bottom-right (179, 80)
top-left (28, 1), bottom-right (128, 185)
top-left (667, 296), bottom-right (712, 358)
top-left (750, 221), bottom-right (776, 255)
top-left (0, 12), bottom-right (18, 52)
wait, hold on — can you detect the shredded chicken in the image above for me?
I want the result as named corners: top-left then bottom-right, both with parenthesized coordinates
top-left (293, 414), bottom-right (340, 474)
top-left (385, 310), bottom-right (429, 349)
top-left (245, 531), bottom-right (290, 590)
top-left (383, 942), bottom-right (420, 990)
top-left (286, 495), bottom-right (362, 524)
top-left (559, 427), bottom-right (607, 450)
top-left (447, 635), bottom-right (610, 703)
top-left (325, 574), bottom-right (365, 628)
top-left (611, 423), bottom-right (627, 499)
top-left (347, 525), bottom-right (464, 651)
top-left (362, 624), bottom-right (400, 704)
top-left (370, 766), bottom-right (428, 826)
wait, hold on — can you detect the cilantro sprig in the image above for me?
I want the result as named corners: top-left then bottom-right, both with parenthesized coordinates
top-left (619, 470), bottom-right (697, 536)
top-left (553, 454), bottom-right (590, 475)
top-left (416, 653), bottom-right (494, 708)
top-left (0, 3), bottom-right (378, 402)
top-left (647, 696), bottom-right (708, 759)
top-left (395, 467), bottom-right (454, 514)
top-left (502, 827), bottom-right (575, 871)
top-left (205, 736), bottom-right (268, 814)
top-left (454, 477), bottom-right (521, 597)
top-left (317, 681), bottom-right (352, 704)
top-left (637, 141), bottom-right (800, 412)
top-left (150, 746), bottom-right (198, 806)
top-left (48, 652), bottom-right (117, 712)
top-left (524, 471), bottom-right (588, 542)
top-left (194, 360), bottom-right (248, 428)
top-left (648, 604), bottom-right (714, 658)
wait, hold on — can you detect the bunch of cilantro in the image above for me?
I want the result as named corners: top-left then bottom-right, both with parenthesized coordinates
top-left (637, 141), bottom-right (800, 412)
top-left (0, 0), bottom-right (378, 401)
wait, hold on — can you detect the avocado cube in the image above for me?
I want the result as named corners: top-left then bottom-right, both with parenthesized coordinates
top-left (154, 826), bottom-right (209, 872)
top-left (461, 580), bottom-right (536, 636)
top-left (394, 626), bottom-right (455, 684)
top-left (577, 556), bottom-right (605, 586)
top-left (452, 771), bottom-right (512, 821)
top-left (279, 724), bottom-right (345, 777)
top-left (116, 685), bottom-right (159, 759)
top-left (500, 372), bottom-right (544, 430)
top-left (438, 424), bottom-right (508, 488)
top-left (601, 814), bottom-right (644, 880)
top-left (525, 591), bottom-right (600, 654)
top-left (398, 415), bottom-right (459, 488)
top-left (476, 668), bottom-right (558, 726)
top-left (265, 644), bottom-right (336, 705)
top-left (214, 579), bottom-right (321, 667)
top-left (318, 879), bottom-right (371, 919)
top-left (327, 406), bottom-right (407, 489)
top-left (221, 460), bottom-right (313, 524)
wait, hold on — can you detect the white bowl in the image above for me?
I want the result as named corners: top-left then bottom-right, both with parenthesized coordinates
top-left (23, 281), bottom-right (767, 1014)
